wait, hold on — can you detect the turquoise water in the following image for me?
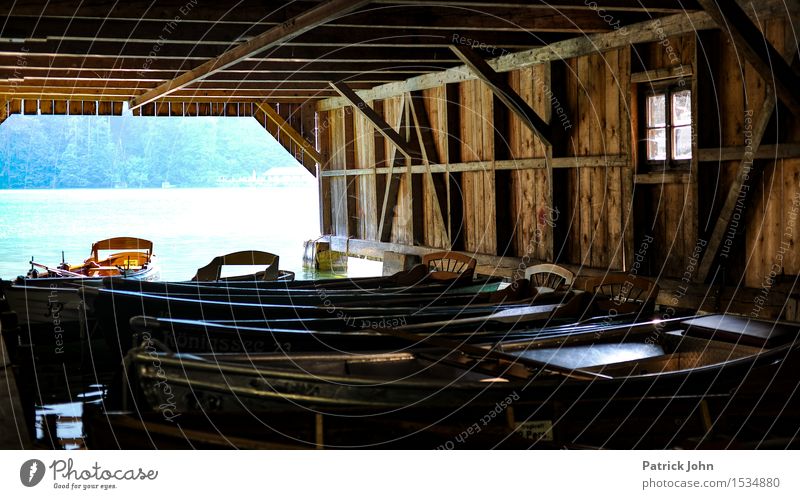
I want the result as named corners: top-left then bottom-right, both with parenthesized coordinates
top-left (0, 187), bottom-right (326, 281)
top-left (2, 186), bottom-right (384, 449)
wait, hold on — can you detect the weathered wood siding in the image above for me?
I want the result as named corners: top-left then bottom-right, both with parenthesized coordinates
top-left (460, 79), bottom-right (496, 255)
top-left (311, 8), bottom-right (799, 314)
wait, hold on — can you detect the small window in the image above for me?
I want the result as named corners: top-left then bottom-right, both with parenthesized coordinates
top-left (643, 85), bottom-right (692, 169)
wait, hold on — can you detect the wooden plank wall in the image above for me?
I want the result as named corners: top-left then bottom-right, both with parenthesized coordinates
top-left (353, 100), bottom-right (378, 240)
top-left (317, 49), bottom-right (635, 267)
top-left (696, 17), bottom-right (800, 289)
top-left (732, 18), bottom-right (800, 288)
top-left (421, 86), bottom-right (450, 248)
top-left (508, 65), bottom-right (552, 263)
top-left (384, 95), bottom-right (414, 245)
top-left (325, 107), bottom-right (351, 236)
top-left (314, 9), bottom-right (799, 302)
top-left (633, 35), bottom-right (697, 278)
top-left (460, 79), bottom-right (496, 255)
top-left (560, 48), bottom-right (631, 271)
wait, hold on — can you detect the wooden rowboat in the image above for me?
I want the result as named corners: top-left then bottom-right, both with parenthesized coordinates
top-left (0, 237), bottom-right (158, 354)
top-left (93, 286), bottom-right (586, 353)
top-left (191, 250), bottom-right (294, 282)
top-left (125, 292), bottom-right (589, 353)
top-left (23, 237), bottom-right (159, 280)
top-left (124, 314), bottom-right (800, 416)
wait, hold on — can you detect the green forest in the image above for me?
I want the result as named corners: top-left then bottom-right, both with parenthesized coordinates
top-left (0, 114), bottom-right (300, 189)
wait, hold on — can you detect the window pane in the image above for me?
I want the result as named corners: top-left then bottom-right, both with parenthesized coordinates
top-left (647, 128), bottom-right (667, 161)
top-left (646, 94), bottom-right (666, 127)
top-left (672, 90), bottom-right (692, 126)
top-left (673, 126), bottom-right (692, 160)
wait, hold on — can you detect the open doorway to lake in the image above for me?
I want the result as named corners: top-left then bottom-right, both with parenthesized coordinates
top-left (0, 114), bottom-right (321, 280)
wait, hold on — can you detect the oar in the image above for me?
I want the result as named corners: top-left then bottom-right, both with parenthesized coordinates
top-left (28, 260), bottom-right (85, 278)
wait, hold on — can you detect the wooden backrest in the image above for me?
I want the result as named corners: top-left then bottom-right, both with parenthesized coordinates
top-left (524, 264), bottom-right (575, 290)
top-left (91, 237), bottom-right (153, 261)
top-left (583, 273), bottom-right (660, 314)
top-left (192, 251), bottom-right (279, 281)
top-left (421, 251), bottom-right (477, 280)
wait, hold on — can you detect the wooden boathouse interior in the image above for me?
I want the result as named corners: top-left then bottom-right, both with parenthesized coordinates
top-left (1, 0), bottom-right (799, 320)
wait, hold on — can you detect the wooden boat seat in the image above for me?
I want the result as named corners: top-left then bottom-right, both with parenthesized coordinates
top-left (583, 333), bottom-right (763, 376)
top-left (86, 266), bottom-right (123, 277)
top-left (524, 264), bottom-right (575, 291)
top-left (422, 251), bottom-right (477, 281)
top-left (97, 251), bottom-right (149, 269)
top-left (192, 251), bottom-right (280, 281)
top-left (681, 314), bottom-right (800, 348)
top-left (582, 274), bottom-right (660, 316)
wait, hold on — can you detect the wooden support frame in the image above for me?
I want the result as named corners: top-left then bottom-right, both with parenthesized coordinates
top-left (377, 94), bottom-right (410, 242)
top-left (129, 0), bottom-right (371, 110)
top-left (698, 0), bottom-right (800, 117)
top-left (696, 39), bottom-right (799, 282)
top-left (408, 90), bottom-right (451, 247)
top-left (318, 10), bottom-right (716, 111)
top-left (320, 155), bottom-right (630, 177)
top-left (330, 82), bottom-right (422, 162)
top-left (0, 96), bottom-right (9, 125)
top-left (450, 44), bottom-right (553, 147)
top-left (255, 102), bottom-right (322, 175)
top-left (695, 98), bottom-right (764, 278)
top-left (697, 143), bottom-right (800, 162)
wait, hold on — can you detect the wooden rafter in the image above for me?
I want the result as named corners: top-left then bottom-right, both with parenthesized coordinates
top-left (450, 44), bottom-right (552, 147)
top-left (698, 0), bottom-right (800, 116)
top-left (256, 103), bottom-right (322, 172)
top-left (0, 0), bottom-right (699, 18)
top-left (128, 0), bottom-right (371, 110)
top-left (330, 81), bottom-right (423, 162)
top-left (319, 10), bottom-right (717, 111)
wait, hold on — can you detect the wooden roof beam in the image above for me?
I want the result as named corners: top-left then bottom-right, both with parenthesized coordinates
top-left (319, 10), bottom-right (719, 110)
top-left (0, 78), bottom-right (390, 90)
top-left (450, 44), bottom-right (552, 147)
top-left (0, 55), bottom-right (458, 72)
top-left (128, 0), bottom-right (372, 111)
top-left (0, 0), bottom-right (699, 19)
top-left (0, 43), bottom-right (462, 63)
top-left (330, 81), bottom-right (422, 162)
top-left (371, 0), bottom-right (699, 12)
top-left (0, 89), bottom-right (336, 100)
top-left (698, 0), bottom-right (800, 116)
top-left (0, 18), bottom-right (614, 42)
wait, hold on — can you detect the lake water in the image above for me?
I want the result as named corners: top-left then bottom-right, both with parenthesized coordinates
top-left (1, 186), bottom-right (384, 449)
top-left (0, 187), bottom-right (379, 281)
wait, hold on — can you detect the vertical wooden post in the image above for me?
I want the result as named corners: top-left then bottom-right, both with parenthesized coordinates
top-left (445, 83), bottom-right (465, 250)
